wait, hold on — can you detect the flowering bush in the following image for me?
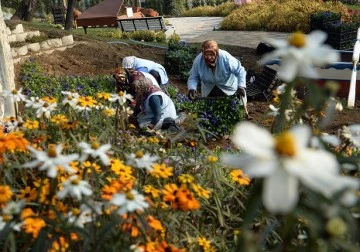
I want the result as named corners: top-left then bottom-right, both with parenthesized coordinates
top-left (1, 31), bottom-right (360, 251)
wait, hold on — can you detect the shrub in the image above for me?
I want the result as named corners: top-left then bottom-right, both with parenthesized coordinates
top-left (130, 30), bottom-right (156, 42)
top-left (221, 0), bottom-right (351, 32)
top-left (9, 41), bottom-right (27, 48)
top-left (155, 31), bottom-right (167, 43)
top-left (25, 35), bottom-right (48, 44)
top-left (182, 2), bottom-right (237, 17)
top-left (167, 32), bottom-right (181, 44)
top-left (96, 29), bottom-right (122, 39)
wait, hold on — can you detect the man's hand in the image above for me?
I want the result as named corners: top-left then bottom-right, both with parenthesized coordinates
top-left (188, 89), bottom-right (196, 100)
top-left (236, 87), bottom-right (246, 98)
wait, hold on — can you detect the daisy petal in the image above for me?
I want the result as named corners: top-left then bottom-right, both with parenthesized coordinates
top-left (263, 169), bottom-right (299, 214)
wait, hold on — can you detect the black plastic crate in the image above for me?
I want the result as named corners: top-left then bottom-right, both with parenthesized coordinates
top-left (310, 12), bottom-right (341, 31)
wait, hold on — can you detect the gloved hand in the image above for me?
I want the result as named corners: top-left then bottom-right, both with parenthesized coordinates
top-left (236, 87), bottom-right (246, 98)
top-left (188, 89), bottom-right (196, 100)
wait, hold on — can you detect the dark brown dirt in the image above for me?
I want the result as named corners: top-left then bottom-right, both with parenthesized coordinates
top-left (13, 37), bottom-right (360, 148)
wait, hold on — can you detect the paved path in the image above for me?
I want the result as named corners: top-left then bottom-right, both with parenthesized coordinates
top-left (166, 17), bottom-right (290, 49)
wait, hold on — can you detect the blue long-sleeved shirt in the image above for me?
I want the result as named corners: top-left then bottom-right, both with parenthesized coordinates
top-left (134, 58), bottom-right (169, 85)
top-left (187, 49), bottom-right (246, 97)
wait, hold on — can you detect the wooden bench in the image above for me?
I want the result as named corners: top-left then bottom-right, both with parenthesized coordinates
top-left (116, 16), bottom-right (167, 32)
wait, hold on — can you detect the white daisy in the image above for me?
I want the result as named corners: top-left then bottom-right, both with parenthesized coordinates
top-left (126, 150), bottom-right (158, 171)
top-left (67, 208), bottom-right (94, 228)
top-left (110, 189), bottom-right (149, 215)
top-left (24, 96), bottom-right (41, 108)
top-left (259, 31), bottom-right (340, 82)
top-left (62, 91), bottom-right (79, 108)
top-left (23, 144), bottom-right (79, 178)
top-left (34, 99), bottom-right (58, 119)
top-left (221, 122), bottom-right (352, 214)
top-left (57, 175), bottom-right (93, 200)
top-left (342, 124), bottom-right (360, 147)
top-left (109, 91), bottom-right (134, 106)
top-left (78, 141), bottom-right (111, 166)
top-left (3, 200), bottom-right (25, 215)
top-left (2, 88), bottom-right (27, 102)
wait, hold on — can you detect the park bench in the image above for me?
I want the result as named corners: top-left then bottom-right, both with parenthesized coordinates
top-left (116, 16), bottom-right (167, 32)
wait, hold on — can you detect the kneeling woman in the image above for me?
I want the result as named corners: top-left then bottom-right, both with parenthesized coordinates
top-left (132, 75), bottom-right (177, 130)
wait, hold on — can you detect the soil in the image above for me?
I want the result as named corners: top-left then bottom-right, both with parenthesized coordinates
top-left (13, 37), bottom-right (360, 148)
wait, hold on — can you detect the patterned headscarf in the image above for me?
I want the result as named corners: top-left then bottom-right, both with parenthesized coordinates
top-left (131, 74), bottom-right (162, 111)
top-left (122, 56), bottom-right (136, 69)
top-left (202, 40), bottom-right (219, 56)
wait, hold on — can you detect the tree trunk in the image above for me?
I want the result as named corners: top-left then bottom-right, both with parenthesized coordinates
top-left (11, 0), bottom-right (38, 21)
top-left (65, 0), bottom-right (76, 30)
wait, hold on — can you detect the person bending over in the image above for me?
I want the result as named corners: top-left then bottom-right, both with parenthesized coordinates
top-left (131, 75), bottom-right (177, 130)
top-left (122, 56), bottom-right (169, 92)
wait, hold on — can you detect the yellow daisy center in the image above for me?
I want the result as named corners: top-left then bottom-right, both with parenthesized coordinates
top-left (275, 131), bottom-right (297, 157)
top-left (126, 192), bottom-right (135, 200)
top-left (288, 32), bottom-right (306, 48)
top-left (118, 91), bottom-right (124, 96)
top-left (47, 145), bottom-right (57, 157)
top-left (91, 141), bottom-right (100, 150)
top-left (71, 179), bottom-right (80, 185)
top-left (11, 89), bottom-right (18, 95)
top-left (135, 150), bottom-right (143, 158)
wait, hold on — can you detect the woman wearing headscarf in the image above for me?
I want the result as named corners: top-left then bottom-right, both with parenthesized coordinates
top-left (122, 56), bottom-right (169, 91)
top-left (131, 75), bottom-right (177, 130)
top-left (187, 40), bottom-right (247, 102)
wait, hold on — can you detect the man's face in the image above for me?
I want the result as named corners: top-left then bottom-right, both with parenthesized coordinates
top-left (203, 50), bottom-right (217, 67)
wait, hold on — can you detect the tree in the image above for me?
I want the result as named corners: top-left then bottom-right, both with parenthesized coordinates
top-left (64, 0), bottom-right (76, 30)
top-left (11, 0), bottom-right (38, 21)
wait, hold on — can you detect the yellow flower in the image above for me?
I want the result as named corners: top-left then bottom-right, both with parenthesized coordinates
top-left (192, 183), bottom-right (211, 199)
top-left (50, 114), bottom-right (68, 125)
top-left (147, 136), bottom-right (160, 144)
top-left (143, 185), bottom-right (161, 198)
top-left (81, 161), bottom-right (101, 174)
top-left (96, 92), bottom-right (111, 100)
top-left (150, 163), bottom-right (173, 179)
top-left (0, 185), bottom-right (13, 203)
top-left (42, 96), bottom-right (57, 104)
top-left (178, 174), bottom-right (194, 184)
top-left (102, 107), bottom-right (115, 117)
top-left (78, 96), bottom-right (97, 107)
top-left (197, 236), bottom-right (211, 249)
top-left (207, 155), bottom-right (218, 163)
top-left (230, 170), bottom-right (251, 186)
top-left (326, 217), bottom-right (347, 238)
top-left (110, 158), bottom-right (133, 177)
top-left (18, 186), bottom-right (38, 202)
top-left (23, 120), bottom-right (39, 130)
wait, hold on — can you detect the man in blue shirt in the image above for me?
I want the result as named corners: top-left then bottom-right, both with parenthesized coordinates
top-left (187, 40), bottom-right (247, 102)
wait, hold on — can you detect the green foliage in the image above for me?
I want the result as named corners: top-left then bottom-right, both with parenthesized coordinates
top-left (96, 29), bottom-right (123, 39)
top-left (20, 60), bottom-right (114, 100)
top-left (167, 32), bottom-right (181, 43)
top-left (182, 2), bottom-right (237, 17)
top-left (155, 31), bottom-right (167, 43)
top-left (221, 0), bottom-right (352, 32)
top-left (169, 87), bottom-right (245, 137)
top-left (9, 41), bottom-right (27, 48)
top-left (130, 30), bottom-right (156, 42)
top-left (165, 42), bottom-right (198, 78)
top-left (46, 29), bottom-right (69, 39)
top-left (25, 35), bottom-right (48, 44)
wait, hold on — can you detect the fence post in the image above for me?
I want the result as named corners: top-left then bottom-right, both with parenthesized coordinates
top-left (0, 5), bottom-right (16, 119)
